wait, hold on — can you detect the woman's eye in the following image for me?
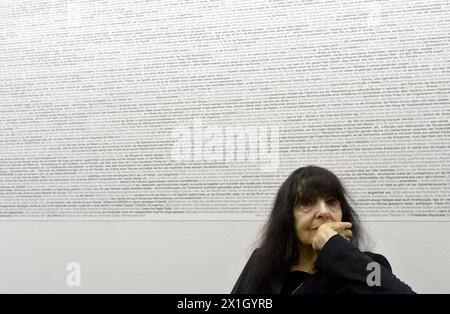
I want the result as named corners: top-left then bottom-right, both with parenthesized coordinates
top-left (328, 199), bottom-right (338, 205)
top-left (299, 200), bottom-right (313, 207)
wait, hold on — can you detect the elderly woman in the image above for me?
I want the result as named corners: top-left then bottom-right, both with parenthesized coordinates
top-left (231, 165), bottom-right (415, 294)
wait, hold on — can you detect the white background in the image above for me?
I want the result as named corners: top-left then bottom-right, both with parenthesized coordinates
top-left (0, 220), bottom-right (448, 293)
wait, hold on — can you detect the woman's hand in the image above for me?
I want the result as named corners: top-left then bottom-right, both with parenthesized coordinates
top-left (312, 222), bottom-right (352, 251)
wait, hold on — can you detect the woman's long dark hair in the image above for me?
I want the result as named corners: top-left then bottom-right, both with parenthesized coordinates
top-left (241, 165), bottom-right (369, 293)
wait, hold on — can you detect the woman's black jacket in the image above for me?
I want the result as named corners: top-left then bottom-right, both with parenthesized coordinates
top-left (231, 234), bottom-right (416, 294)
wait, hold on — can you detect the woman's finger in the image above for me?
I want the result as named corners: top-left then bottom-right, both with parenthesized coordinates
top-left (330, 221), bottom-right (352, 232)
top-left (340, 229), bottom-right (352, 241)
top-left (341, 222), bottom-right (352, 229)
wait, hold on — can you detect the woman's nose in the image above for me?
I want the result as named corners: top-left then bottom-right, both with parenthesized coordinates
top-left (315, 200), bottom-right (331, 218)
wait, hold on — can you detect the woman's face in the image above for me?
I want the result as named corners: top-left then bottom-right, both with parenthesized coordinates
top-left (293, 196), bottom-right (343, 246)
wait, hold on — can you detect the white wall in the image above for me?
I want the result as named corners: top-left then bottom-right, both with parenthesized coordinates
top-left (0, 221), bottom-right (448, 293)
